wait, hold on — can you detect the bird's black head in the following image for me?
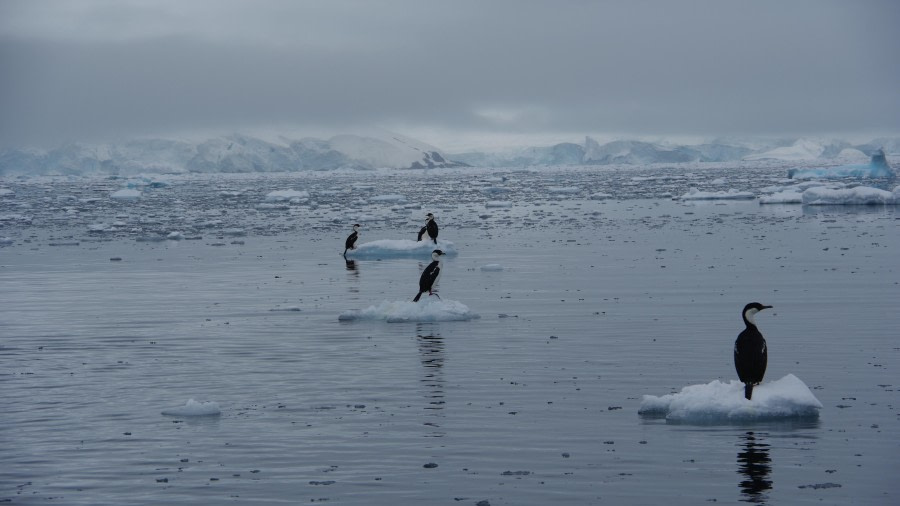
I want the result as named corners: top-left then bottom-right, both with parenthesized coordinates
top-left (742, 302), bottom-right (773, 325)
top-left (353, 223), bottom-right (360, 228)
top-left (432, 249), bottom-right (444, 259)
top-left (426, 213), bottom-right (434, 219)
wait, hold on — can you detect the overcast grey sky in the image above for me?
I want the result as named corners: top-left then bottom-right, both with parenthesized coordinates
top-left (1, 0), bottom-right (898, 150)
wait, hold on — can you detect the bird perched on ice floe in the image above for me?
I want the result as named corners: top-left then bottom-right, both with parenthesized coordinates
top-left (343, 224), bottom-right (360, 256)
top-left (413, 249), bottom-right (444, 302)
top-left (734, 302), bottom-right (772, 400)
top-left (417, 213), bottom-right (439, 244)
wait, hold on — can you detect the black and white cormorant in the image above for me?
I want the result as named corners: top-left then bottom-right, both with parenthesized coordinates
top-left (343, 224), bottom-right (360, 256)
top-left (413, 249), bottom-right (444, 302)
top-left (734, 302), bottom-right (772, 400)
top-left (417, 213), bottom-right (439, 244)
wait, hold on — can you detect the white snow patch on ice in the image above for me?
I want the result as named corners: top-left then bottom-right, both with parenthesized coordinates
top-left (346, 239), bottom-right (456, 258)
top-left (338, 298), bottom-right (480, 323)
top-left (161, 399), bottom-right (221, 417)
top-left (639, 374), bottom-right (822, 423)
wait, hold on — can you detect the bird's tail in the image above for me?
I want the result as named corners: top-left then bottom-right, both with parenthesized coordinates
top-left (744, 383), bottom-right (754, 400)
top-left (413, 292), bottom-right (422, 302)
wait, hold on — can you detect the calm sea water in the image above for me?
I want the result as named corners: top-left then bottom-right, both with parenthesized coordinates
top-left (2, 168), bottom-right (898, 504)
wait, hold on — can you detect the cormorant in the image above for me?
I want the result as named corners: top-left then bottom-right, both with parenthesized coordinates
top-left (417, 213), bottom-right (439, 244)
top-left (413, 249), bottom-right (444, 302)
top-left (343, 224), bottom-right (360, 256)
top-left (734, 302), bottom-right (772, 400)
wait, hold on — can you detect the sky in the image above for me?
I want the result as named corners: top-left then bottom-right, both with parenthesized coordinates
top-left (1, 0), bottom-right (899, 151)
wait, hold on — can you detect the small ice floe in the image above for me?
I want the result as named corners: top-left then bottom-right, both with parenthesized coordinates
top-left (480, 264), bottom-right (504, 271)
top-left (589, 192), bottom-right (612, 200)
top-left (346, 239), bottom-right (457, 259)
top-left (638, 374), bottom-right (822, 423)
top-left (88, 222), bottom-right (113, 232)
top-left (485, 201), bottom-right (513, 208)
top-left (161, 399), bottom-right (221, 417)
top-left (265, 189), bottom-right (309, 203)
top-left (758, 190), bottom-right (803, 204)
top-left (167, 231), bottom-right (184, 240)
top-left (269, 306), bottom-right (301, 312)
top-left (339, 298), bottom-right (480, 323)
top-left (680, 188), bottom-right (755, 200)
top-left (0, 237), bottom-right (13, 246)
top-left (547, 186), bottom-right (580, 194)
top-left (111, 189), bottom-right (142, 200)
top-left (370, 194), bottom-right (407, 203)
top-left (801, 185), bottom-right (899, 205)
top-left (0, 188), bottom-right (14, 197)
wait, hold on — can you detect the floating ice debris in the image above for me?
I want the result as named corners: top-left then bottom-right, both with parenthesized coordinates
top-left (759, 190), bottom-right (803, 204)
top-left (0, 188), bottom-right (14, 197)
top-left (161, 399), bottom-right (221, 416)
top-left (638, 374), bottom-right (822, 423)
top-left (345, 239), bottom-right (457, 259)
top-left (269, 306), bottom-right (301, 312)
top-left (801, 185), bottom-right (899, 205)
top-left (547, 186), bottom-right (580, 194)
top-left (110, 189), bottom-right (142, 200)
top-left (480, 264), bottom-right (504, 271)
top-left (680, 188), bottom-right (755, 200)
top-left (167, 231), bottom-right (184, 240)
top-left (589, 192), bottom-right (613, 200)
top-left (485, 201), bottom-right (513, 208)
top-left (338, 298), bottom-right (480, 323)
top-left (0, 237), bottom-right (13, 246)
top-left (264, 189), bottom-right (309, 202)
top-left (369, 194), bottom-right (407, 203)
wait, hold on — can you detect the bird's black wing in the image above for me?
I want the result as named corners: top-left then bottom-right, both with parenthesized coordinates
top-left (417, 226), bottom-right (427, 241)
top-left (345, 231), bottom-right (357, 249)
top-left (418, 261), bottom-right (440, 292)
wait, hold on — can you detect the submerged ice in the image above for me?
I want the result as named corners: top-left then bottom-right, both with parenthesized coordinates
top-left (639, 374), bottom-right (822, 422)
top-left (160, 399), bottom-right (221, 417)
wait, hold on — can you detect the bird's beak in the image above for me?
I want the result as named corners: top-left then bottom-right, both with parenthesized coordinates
top-left (762, 305), bottom-right (773, 310)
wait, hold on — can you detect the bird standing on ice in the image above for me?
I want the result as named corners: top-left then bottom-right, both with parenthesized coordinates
top-left (343, 224), bottom-right (360, 256)
top-left (734, 302), bottom-right (772, 400)
top-left (413, 249), bottom-right (444, 302)
top-left (417, 213), bottom-right (439, 244)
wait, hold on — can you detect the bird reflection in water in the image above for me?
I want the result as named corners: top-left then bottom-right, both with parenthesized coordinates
top-left (345, 258), bottom-right (358, 272)
top-left (737, 431), bottom-right (772, 503)
top-left (417, 324), bottom-right (445, 438)
top-left (345, 259), bottom-right (359, 295)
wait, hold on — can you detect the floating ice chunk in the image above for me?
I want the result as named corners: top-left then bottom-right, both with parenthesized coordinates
top-left (88, 222), bottom-right (112, 232)
top-left (480, 264), bottom-right (504, 271)
top-left (161, 399), bottom-right (221, 417)
top-left (759, 190), bottom-right (803, 204)
top-left (0, 237), bottom-right (13, 246)
top-left (680, 188), bottom-right (755, 200)
top-left (346, 239), bottom-right (456, 258)
top-left (265, 189), bottom-right (310, 202)
top-left (338, 298), bottom-right (480, 323)
top-left (802, 185), bottom-right (899, 205)
top-left (589, 192), bottom-right (612, 200)
top-left (0, 188), bottom-right (13, 197)
top-left (639, 374), bottom-right (822, 423)
top-left (547, 186), bottom-right (580, 194)
top-left (485, 201), bottom-right (513, 208)
top-left (111, 189), bottom-right (142, 200)
top-left (167, 231), bottom-right (184, 240)
top-left (370, 194), bottom-right (407, 203)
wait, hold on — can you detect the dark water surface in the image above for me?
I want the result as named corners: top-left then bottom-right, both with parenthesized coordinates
top-left (2, 170), bottom-right (898, 505)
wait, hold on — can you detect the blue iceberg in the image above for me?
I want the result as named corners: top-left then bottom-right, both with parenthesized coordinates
top-left (788, 149), bottom-right (894, 179)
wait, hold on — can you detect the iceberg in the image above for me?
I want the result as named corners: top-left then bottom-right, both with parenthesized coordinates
top-left (338, 298), bottom-right (480, 323)
top-left (639, 374), bottom-right (822, 423)
top-left (345, 238), bottom-right (457, 259)
top-left (788, 148), bottom-right (894, 179)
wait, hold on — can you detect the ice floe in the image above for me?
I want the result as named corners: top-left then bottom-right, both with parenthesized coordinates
top-left (680, 188), bottom-right (755, 200)
top-left (758, 190), bottom-right (803, 204)
top-left (639, 374), bottom-right (823, 423)
top-left (802, 185), bottom-right (899, 205)
top-left (264, 189), bottom-right (309, 202)
top-left (110, 189), bottom-right (142, 200)
top-left (345, 238), bottom-right (457, 258)
top-left (338, 298), bottom-right (480, 323)
top-left (161, 399), bottom-right (221, 416)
